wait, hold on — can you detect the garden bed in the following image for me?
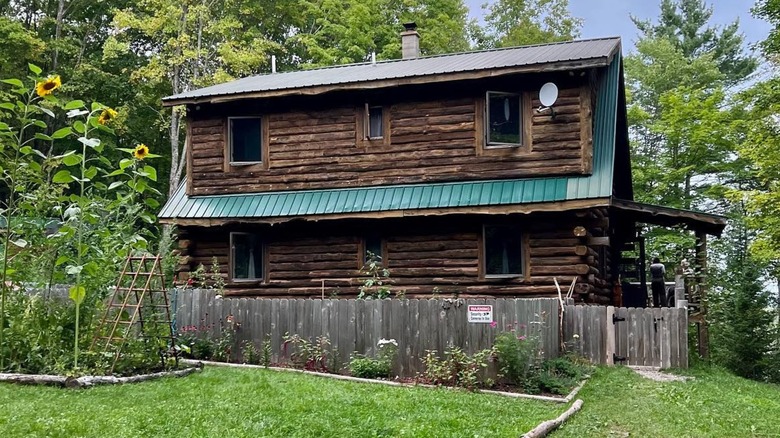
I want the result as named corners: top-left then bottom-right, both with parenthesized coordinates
top-left (0, 366), bottom-right (201, 388)
top-left (182, 359), bottom-right (588, 403)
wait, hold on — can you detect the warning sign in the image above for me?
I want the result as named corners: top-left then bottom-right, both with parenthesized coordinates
top-left (467, 305), bottom-right (493, 323)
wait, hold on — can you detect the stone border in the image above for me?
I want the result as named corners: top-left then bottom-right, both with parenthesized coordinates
top-left (0, 366), bottom-right (201, 388)
top-left (182, 359), bottom-right (588, 403)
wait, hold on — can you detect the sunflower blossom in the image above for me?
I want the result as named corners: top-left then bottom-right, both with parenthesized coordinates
top-left (133, 143), bottom-right (150, 160)
top-left (98, 108), bottom-right (118, 125)
top-left (36, 75), bottom-right (61, 97)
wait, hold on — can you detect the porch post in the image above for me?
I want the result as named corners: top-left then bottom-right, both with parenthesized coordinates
top-left (695, 231), bottom-right (709, 358)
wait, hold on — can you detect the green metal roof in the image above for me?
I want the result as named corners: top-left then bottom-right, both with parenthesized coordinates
top-left (159, 55), bottom-right (621, 222)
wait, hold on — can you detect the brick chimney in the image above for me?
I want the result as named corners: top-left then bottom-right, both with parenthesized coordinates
top-left (401, 22), bottom-right (420, 59)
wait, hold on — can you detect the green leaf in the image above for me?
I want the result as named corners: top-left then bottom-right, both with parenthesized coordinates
top-left (84, 166), bottom-right (98, 180)
top-left (63, 100), bottom-right (85, 110)
top-left (0, 103), bottom-right (14, 110)
top-left (38, 106), bottom-right (55, 118)
top-left (66, 265), bottom-right (83, 276)
top-left (32, 119), bottom-right (47, 129)
top-left (142, 165), bottom-right (157, 181)
top-left (1, 78), bottom-right (24, 88)
top-left (139, 212), bottom-right (156, 224)
top-left (119, 158), bottom-right (133, 170)
top-left (73, 120), bottom-right (85, 134)
top-left (106, 168), bottom-right (124, 177)
top-left (28, 63), bottom-right (42, 75)
top-left (108, 181), bottom-right (124, 190)
top-left (144, 198), bottom-right (160, 209)
top-left (91, 101), bottom-right (102, 112)
top-left (62, 154), bottom-right (81, 166)
top-left (34, 132), bottom-right (53, 141)
top-left (52, 127), bottom-right (72, 139)
top-left (0, 122), bottom-right (8, 131)
top-left (55, 255), bottom-right (69, 267)
top-left (19, 145), bottom-right (32, 154)
top-left (68, 285), bottom-right (86, 305)
top-left (77, 136), bottom-right (100, 148)
top-left (52, 170), bottom-right (73, 183)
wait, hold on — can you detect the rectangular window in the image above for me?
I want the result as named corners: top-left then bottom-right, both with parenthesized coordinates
top-left (486, 92), bottom-right (522, 147)
top-left (230, 233), bottom-right (263, 281)
top-left (229, 117), bottom-right (262, 163)
top-left (368, 106), bottom-right (383, 139)
top-left (483, 225), bottom-right (523, 277)
top-left (363, 235), bottom-right (384, 264)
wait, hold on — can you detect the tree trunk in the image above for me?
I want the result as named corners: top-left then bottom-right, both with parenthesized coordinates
top-left (53, 0), bottom-right (66, 70)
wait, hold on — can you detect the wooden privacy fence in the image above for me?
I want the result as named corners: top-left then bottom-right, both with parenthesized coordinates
top-left (562, 305), bottom-right (688, 369)
top-left (173, 289), bottom-right (560, 376)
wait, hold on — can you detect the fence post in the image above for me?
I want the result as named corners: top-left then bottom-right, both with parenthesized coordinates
top-left (605, 306), bottom-right (615, 365)
top-left (675, 273), bottom-right (687, 309)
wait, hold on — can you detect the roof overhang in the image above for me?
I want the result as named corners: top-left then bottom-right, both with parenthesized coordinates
top-left (611, 198), bottom-right (727, 237)
top-left (162, 57), bottom-right (613, 107)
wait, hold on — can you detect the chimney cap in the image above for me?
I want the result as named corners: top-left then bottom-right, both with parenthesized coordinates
top-left (403, 22), bottom-right (417, 32)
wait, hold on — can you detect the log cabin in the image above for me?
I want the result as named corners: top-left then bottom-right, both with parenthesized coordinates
top-left (159, 25), bottom-right (727, 304)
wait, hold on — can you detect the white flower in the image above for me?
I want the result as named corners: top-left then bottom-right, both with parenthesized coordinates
top-left (377, 338), bottom-right (397, 347)
top-left (573, 334), bottom-right (580, 339)
top-left (215, 294), bottom-right (223, 300)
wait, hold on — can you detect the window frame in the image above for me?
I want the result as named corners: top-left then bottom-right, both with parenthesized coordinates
top-left (358, 236), bottom-right (387, 269)
top-left (224, 116), bottom-right (269, 172)
top-left (356, 103), bottom-right (391, 146)
top-left (476, 91), bottom-right (532, 157)
top-left (229, 232), bottom-right (266, 283)
top-left (481, 224), bottom-right (526, 279)
top-left (485, 91), bottom-right (523, 148)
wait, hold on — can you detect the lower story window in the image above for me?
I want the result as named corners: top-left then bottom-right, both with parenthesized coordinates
top-left (231, 233), bottom-right (263, 281)
top-left (484, 225), bottom-right (523, 277)
top-left (363, 235), bottom-right (384, 265)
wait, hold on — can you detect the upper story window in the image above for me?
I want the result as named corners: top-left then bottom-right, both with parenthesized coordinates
top-left (486, 92), bottom-right (522, 147)
top-left (483, 224), bottom-right (523, 278)
top-left (357, 103), bottom-right (390, 146)
top-left (229, 117), bottom-right (262, 164)
top-left (368, 106), bottom-right (384, 139)
top-left (363, 235), bottom-right (384, 265)
top-left (230, 232), bottom-right (264, 281)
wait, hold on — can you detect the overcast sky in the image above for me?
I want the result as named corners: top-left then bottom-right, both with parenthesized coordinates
top-left (467, 0), bottom-right (771, 54)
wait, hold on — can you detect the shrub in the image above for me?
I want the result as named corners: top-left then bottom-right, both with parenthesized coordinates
top-left (529, 356), bottom-right (588, 395)
top-left (282, 334), bottom-right (332, 372)
top-left (419, 347), bottom-right (494, 391)
top-left (350, 338), bottom-right (398, 379)
top-left (493, 330), bottom-right (540, 386)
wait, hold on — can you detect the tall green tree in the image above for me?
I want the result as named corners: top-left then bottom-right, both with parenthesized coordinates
top-left (477, 0), bottom-right (582, 48)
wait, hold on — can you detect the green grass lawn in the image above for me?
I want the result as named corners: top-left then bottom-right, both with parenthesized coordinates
top-left (553, 366), bottom-right (780, 438)
top-left (0, 366), bottom-right (562, 437)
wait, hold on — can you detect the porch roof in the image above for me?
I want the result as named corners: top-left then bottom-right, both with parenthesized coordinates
top-left (611, 198), bottom-right (728, 237)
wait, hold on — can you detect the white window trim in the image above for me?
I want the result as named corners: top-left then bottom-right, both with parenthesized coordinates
top-left (230, 232), bottom-right (263, 282)
top-left (483, 224), bottom-right (524, 279)
top-left (228, 116), bottom-right (263, 166)
top-left (485, 91), bottom-right (523, 149)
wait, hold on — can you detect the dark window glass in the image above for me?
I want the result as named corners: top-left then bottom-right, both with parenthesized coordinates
top-left (230, 118), bottom-right (262, 162)
top-left (484, 225), bottom-right (522, 276)
top-left (368, 106), bottom-right (383, 138)
top-left (364, 236), bottom-right (383, 264)
top-left (487, 92), bottom-right (521, 145)
top-left (231, 233), bottom-right (263, 280)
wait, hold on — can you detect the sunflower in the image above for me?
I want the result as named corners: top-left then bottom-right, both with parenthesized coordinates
top-left (133, 143), bottom-right (150, 160)
top-left (98, 108), bottom-right (118, 125)
top-left (35, 75), bottom-right (61, 97)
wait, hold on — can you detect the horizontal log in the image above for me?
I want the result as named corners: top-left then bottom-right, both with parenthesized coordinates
top-left (391, 104), bottom-right (475, 119)
top-left (391, 112), bottom-right (474, 128)
top-left (268, 115), bottom-right (356, 129)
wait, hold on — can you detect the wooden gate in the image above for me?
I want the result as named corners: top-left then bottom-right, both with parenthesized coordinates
top-left (563, 305), bottom-right (688, 369)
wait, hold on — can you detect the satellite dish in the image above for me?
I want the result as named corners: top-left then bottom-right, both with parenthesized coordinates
top-left (539, 82), bottom-right (559, 107)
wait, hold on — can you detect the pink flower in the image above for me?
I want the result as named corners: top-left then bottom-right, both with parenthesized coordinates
top-left (490, 321), bottom-right (497, 328)
top-left (518, 335), bottom-right (527, 341)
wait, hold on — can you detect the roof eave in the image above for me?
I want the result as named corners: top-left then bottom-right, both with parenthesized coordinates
top-left (161, 56), bottom-right (615, 107)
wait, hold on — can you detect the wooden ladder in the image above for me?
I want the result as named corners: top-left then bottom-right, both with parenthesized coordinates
top-left (89, 255), bottom-right (177, 374)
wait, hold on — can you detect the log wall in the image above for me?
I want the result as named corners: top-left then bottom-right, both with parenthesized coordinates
top-left (177, 212), bottom-right (610, 301)
top-left (187, 83), bottom-right (593, 195)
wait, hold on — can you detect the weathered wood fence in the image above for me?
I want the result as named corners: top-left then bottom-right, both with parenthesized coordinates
top-left (562, 305), bottom-right (688, 369)
top-left (173, 289), bottom-right (560, 376)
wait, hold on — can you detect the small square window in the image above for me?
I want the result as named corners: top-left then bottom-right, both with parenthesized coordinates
top-left (231, 233), bottom-right (263, 281)
top-left (368, 106), bottom-right (383, 139)
top-left (486, 92), bottom-right (522, 146)
top-left (229, 117), bottom-right (262, 163)
top-left (484, 225), bottom-right (523, 277)
top-left (364, 236), bottom-right (384, 264)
